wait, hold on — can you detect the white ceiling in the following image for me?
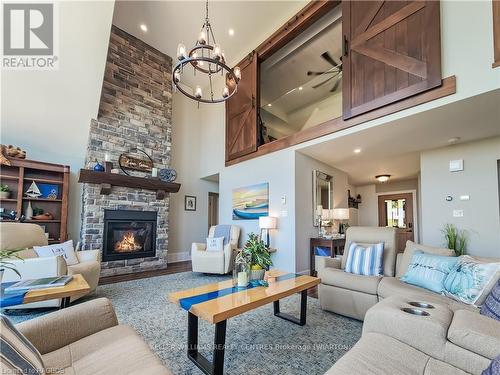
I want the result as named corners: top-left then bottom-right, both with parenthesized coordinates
top-left (112, 0), bottom-right (308, 88)
top-left (299, 89), bottom-right (500, 186)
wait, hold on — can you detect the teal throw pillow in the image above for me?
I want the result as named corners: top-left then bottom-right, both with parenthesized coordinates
top-left (400, 250), bottom-right (458, 293)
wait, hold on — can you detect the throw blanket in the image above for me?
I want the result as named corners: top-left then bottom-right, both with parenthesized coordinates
top-left (214, 225), bottom-right (231, 246)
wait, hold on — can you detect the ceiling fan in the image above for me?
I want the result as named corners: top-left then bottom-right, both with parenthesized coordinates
top-left (307, 52), bottom-right (342, 92)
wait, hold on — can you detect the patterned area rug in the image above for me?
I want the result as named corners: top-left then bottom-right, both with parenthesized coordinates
top-left (4, 272), bottom-right (362, 375)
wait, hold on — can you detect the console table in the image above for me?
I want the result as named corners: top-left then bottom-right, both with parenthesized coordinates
top-left (310, 237), bottom-right (346, 276)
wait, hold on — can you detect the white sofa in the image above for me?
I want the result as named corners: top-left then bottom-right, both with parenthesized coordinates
top-left (1, 222), bottom-right (100, 309)
top-left (191, 225), bottom-right (240, 274)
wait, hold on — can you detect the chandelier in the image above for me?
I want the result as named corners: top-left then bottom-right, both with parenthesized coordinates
top-left (172, 0), bottom-right (241, 103)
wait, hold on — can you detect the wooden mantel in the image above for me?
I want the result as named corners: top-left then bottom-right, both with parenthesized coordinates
top-left (78, 169), bottom-right (181, 199)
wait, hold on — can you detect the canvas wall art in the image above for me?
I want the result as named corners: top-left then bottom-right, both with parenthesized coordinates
top-left (232, 183), bottom-right (269, 220)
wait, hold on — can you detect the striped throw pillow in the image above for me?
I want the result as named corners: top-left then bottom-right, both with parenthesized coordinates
top-left (0, 314), bottom-right (45, 375)
top-left (345, 242), bottom-right (385, 276)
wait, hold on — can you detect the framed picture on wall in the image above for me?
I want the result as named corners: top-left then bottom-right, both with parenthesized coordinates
top-left (232, 182), bottom-right (269, 220)
top-left (185, 195), bottom-right (197, 211)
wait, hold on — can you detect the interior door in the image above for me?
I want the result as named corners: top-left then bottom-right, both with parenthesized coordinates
top-left (225, 52), bottom-right (258, 161)
top-left (378, 193), bottom-right (414, 252)
top-left (342, 1), bottom-right (441, 119)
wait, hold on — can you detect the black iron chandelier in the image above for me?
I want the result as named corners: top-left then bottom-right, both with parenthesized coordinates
top-left (172, 0), bottom-right (241, 104)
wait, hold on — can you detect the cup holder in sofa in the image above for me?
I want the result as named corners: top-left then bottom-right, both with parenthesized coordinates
top-left (401, 307), bottom-right (430, 316)
top-left (408, 301), bottom-right (435, 309)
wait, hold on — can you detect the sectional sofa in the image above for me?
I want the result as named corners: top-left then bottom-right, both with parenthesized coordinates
top-left (318, 227), bottom-right (500, 375)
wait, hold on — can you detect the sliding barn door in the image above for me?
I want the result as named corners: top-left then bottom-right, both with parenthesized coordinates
top-left (342, 1), bottom-right (441, 119)
top-left (225, 52), bottom-right (258, 162)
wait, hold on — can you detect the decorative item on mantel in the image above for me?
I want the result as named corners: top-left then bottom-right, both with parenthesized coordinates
top-left (93, 159), bottom-right (105, 172)
top-left (159, 168), bottom-right (177, 183)
top-left (172, 0), bottom-right (241, 104)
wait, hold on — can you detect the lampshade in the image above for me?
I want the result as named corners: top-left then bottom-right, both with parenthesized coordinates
top-left (259, 216), bottom-right (277, 229)
top-left (322, 209), bottom-right (333, 220)
top-left (316, 205), bottom-right (323, 216)
top-left (333, 208), bottom-right (350, 220)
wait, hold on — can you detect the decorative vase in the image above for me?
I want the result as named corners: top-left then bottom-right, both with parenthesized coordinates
top-left (93, 159), bottom-right (105, 172)
top-left (25, 201), bottom-right (33, 220)
top-left (0, 191), bottom-right (10, 199)
top-left (250, 268), bottom-right (265, 281)
top-left (233, 252), bottom-right (250, 288)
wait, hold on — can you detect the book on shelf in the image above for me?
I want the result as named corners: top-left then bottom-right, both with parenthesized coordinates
top-left (4, 276), bottom-right (73, 294)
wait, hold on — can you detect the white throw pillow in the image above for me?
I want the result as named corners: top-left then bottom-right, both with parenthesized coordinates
top-left (34, 240), bottom-right (79, 266)
top-left (206, 237), bottom-right (224, 252)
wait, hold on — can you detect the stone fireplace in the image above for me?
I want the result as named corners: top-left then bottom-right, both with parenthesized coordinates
top-left (80, 26), bottom-right (173, 277)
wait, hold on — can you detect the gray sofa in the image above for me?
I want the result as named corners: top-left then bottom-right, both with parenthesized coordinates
top-left (319, 227), bottom-right (500, 375)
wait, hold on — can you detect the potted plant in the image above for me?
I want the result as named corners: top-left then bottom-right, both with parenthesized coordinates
top-left (243, 233), bottom-right (273, 281)
top-left (0, 184), bottom-right (11, 199)
top-left (442, 223), bottom-right (468, 256)
top-left (0, 248), bottom-right (24, 284)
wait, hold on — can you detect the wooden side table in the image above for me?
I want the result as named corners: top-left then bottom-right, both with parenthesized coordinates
top-left (310, 237), bottom-right (346, 276)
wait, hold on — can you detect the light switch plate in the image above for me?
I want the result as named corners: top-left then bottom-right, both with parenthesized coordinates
top-left (453, 209), bottom-right (464, 217)
top-left (281, 195), bottom-right (286, 205)
top-left (460, 195), bottom-right (470, 201)
top-left (449, 159), bottom-right (464, 172)
top-left (280, 210), bottom-right (288, 217)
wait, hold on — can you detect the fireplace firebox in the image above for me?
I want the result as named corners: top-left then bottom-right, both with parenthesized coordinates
top-left (103, 210), bottom-right (157, 262)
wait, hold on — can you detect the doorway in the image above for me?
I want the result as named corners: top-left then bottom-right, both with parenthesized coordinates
top-left (378, 193), bottom-right (414, 252)
top-left (208, 192), bottom-right (219, 229)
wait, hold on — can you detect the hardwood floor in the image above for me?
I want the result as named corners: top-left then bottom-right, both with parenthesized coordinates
top-left (99, 261), bottom-right (192, 285)
top-left (99, 261), bottom-right (319, 299)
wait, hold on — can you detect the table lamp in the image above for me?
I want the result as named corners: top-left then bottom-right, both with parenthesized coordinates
top-left (259, 216), bottom-right (277, 248)
top-left (333, 208), bottom-right (350, 235)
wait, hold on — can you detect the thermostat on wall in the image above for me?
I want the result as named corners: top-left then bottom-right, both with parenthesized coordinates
top-left (449, 159), bottom-right (464, 172)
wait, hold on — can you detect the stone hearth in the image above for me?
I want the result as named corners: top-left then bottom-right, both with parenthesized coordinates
top-left (80, 25), bottom-right (173, 277)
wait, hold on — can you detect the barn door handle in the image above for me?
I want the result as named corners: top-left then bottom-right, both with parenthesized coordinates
top-left (251, 95), bottom-right (256, 108)
top-left (343, 35), bottom-right (349, 57)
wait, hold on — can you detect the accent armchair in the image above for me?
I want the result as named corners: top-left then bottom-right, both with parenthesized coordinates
top-left (191, 225), bottom-right (240, 274)
top-left (317, 226), bottom-right (397, 320)
top-left (0, 222), bottom-right (100, 309)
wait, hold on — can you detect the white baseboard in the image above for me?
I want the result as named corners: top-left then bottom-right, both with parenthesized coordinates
top-left (167, 251), bottom-right (191, 263)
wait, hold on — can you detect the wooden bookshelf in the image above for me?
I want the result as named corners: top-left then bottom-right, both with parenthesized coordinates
top-left (0, 158), bottom-right (70, 243)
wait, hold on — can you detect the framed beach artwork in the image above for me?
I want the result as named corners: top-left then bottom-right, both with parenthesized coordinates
top-left (232, 183), bottom-right (269, 220)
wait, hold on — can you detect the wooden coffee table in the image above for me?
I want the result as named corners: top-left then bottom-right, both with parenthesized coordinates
top-left (1, 274), bottom-right (90, 309)
top-left (169, 270), bottom-right (320, 375)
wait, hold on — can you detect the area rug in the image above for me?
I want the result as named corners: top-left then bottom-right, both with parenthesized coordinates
top-left (4, 272), bottom-right (362, 375)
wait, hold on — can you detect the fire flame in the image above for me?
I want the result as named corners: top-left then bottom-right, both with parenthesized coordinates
top-left (114, 231), bottom-right (142, 252)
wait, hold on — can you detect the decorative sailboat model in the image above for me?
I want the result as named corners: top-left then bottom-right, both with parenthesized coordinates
top-left (25, 181), bottom-right (42, 198)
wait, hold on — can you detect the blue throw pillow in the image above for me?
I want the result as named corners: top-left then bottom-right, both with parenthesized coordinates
top-left (345, 242), bottom-right (384, 276)
top-left (400, 251), bottom-right (457, 293)
top-left (482, 355), bottom-right (500, 375)
top-left (480, 279), bottom-right (500, 321)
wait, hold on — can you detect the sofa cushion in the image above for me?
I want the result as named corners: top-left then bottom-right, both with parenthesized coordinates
top-left (396, 241), bottom-right (455, 278)
top-left (443, 256), bottom-right (500, 306)
top-left (448, 309), bottom-right (500, 360)
top-left (0, 222), bottom-right (48, 251)
top-left (34, 240), bottom-right (79, 266)
top-left (378, 277), bottom-right (479, 313)
top-left (400, 251), bottom-right (458, 293)
top-left (319, 267), bottom-right (382, 295)
top-left (0, 315), bottom-right (45, 375)
top-left (325, 332), bottom-right (467, 375)
top-left (481, 279), bottom-right (500, 320)
top-left (345, 242), bottom-right (384, 276)
top-left (42, 325), bottom-right (171, 375)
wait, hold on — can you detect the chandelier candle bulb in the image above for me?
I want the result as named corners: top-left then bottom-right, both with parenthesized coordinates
top-left (174, 71), bottom-right (180, 83)
top-left (213, 44), bottom-right (222, 60)
top-left (177, 43), bottom-right (187, 60)
top-left (222, 86), bottom-right (229, 98)
top-left (234, 66), bottom-right (241, 80)
top-left (194, 86), bottom-right (203, 99)
top-left (198, 30), bottom-right (207, 45)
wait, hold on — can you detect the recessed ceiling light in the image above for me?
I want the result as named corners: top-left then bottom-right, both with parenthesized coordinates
top-left (375, 174), bottom-right (391, 183)
top-left (267, 103), bottom-right (272, 107)
top-left (298, 86), bottom-right (303, 91)
top-left (354, 148), bottom-right (361, 154)
top-left (228, 28), bottom-right (235, 36)
top-left (447, 137), bottom-right (461, 144)
top-left (140, 24), bottom-right (148, 32)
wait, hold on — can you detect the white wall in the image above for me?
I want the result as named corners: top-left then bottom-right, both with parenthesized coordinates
top-left (1, 1), bottom-right (115, 240)
top-left (219, 150), bottom-right (296, 273)
top-left (294, 152), bottom-right (350, 274)
top-left (356, 185), bottom-right (378, 226)
top-left (421, 137), bottom-right (500, 257)
top-left (169, 93), bottom-right (219, 261)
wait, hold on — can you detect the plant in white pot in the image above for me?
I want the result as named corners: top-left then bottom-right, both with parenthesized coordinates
top-left (0, 249), bottom-right (24, 284)
top-left (0, 184), bottom-right (11, 199)
top-left (243, 233), bottom-right (273, 281)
